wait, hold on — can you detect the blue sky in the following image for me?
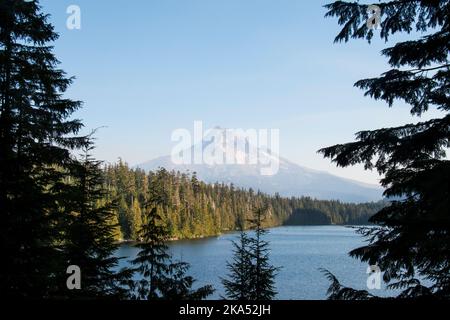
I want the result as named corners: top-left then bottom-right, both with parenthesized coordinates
top-left (39, 0), bottom-right (443, 185)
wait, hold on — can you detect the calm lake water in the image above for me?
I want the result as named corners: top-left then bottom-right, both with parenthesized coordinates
top-left (116, 226), bottom-right (392, 300)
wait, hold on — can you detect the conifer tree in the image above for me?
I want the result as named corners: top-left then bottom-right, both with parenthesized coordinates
top-left (131, 173), bottom-right (214, 300)
top-left (130, 168), bottom-right (171, 299)
top-left (222, 231), bottom-right (253, 300)
top-left (247, 205), bottom-right (279, 300)
top-left (61, 140), bottom-right (132, 299)
top-left (0, 0), bottom-right (87, 297)
top-left (131, 196), bottom-right (142, 240)
top-left (320, 0), bottom-right (450, 299)
top-left (104, 163), bottom-right (382, 242)
top-left (222, 205), bottom-right (279, 300)
top-left (131, 204), bottom-right (171, 300)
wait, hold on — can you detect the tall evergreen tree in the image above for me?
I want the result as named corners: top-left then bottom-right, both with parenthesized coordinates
top-left (131, 175), bottom-right (213, 300)
top-left (222, 231), bottom-right (253, 300)
top-left (320, 0), bottom-right (450, 299)
top-left (131, 196), bottom-right (142, 240)
top-left (223, 205), bottom-right (279, 300)
top-left (131, 203), bottom-right (171, 300)
top-left (247, 205), bottom-right (279, 300)
top-left (61, 140), bottom-right (132, 299)
top-left (0, 0), bottom-right (87, 297)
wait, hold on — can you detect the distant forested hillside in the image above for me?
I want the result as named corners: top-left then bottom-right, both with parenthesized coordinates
top-left (104, 161), bottom-right (385, 241)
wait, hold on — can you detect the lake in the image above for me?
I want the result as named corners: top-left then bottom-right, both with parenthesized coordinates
top-left (116, 225), bottom-right (392, 300)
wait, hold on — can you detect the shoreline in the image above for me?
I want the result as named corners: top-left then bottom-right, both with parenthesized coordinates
top-left (116, 224), bottom-right (370, 245)
top-left (116, 231), bottom-right (231, 246)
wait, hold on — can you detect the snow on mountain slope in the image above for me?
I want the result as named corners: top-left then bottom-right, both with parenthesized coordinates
top-left (137, 128), bottom-right (383, 203)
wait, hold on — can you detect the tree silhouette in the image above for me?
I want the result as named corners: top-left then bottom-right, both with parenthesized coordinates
top-left (0, 0), bottom-right (87, 297)
top-left (61, 138), bottom-right (133, 299)
top-left (131, 204), bottom-right (172, 300)
top-left (222, 205), bottom-right (279, 300)
top-left (131, 170), bottom-right (214, 300)
top-left (320, 0), bottom-right (450, 299)
top-left (222, 230), bottom-right (253, 300)
top-left (247, 205), bottom-right (279, 300)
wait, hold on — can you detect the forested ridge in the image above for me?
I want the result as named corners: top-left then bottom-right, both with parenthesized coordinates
top-left (3, 0), bottom-right (447, 301)
top-left (104, 161), bottom-right (385, 241)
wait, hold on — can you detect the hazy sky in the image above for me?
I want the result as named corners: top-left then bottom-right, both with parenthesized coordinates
top-left (40, 0), bottom-right (444, 185)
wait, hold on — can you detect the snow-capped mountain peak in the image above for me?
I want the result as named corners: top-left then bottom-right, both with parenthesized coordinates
top-left (138, 127), bottom-right (383, 203)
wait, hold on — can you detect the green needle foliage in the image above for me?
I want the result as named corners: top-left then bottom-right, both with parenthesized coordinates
top-left (131, 204), bottom-right (172, 300)
top-left (222, 231), bottom-right (253, 300)
top-left (320, 0), bottom-right (450, 299)
top-left (247, 205), bottom-right (280, 300)
top-left (104, 165), bottom-right (385, 241)
top-left (223, 205), bottom-right (280, 300)
top-left (0, 0), bottom-right (87, 297)
top-left (131, 172), bottom-right (214, 300)
top-left (61, 139), bottom-right (133, 299)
